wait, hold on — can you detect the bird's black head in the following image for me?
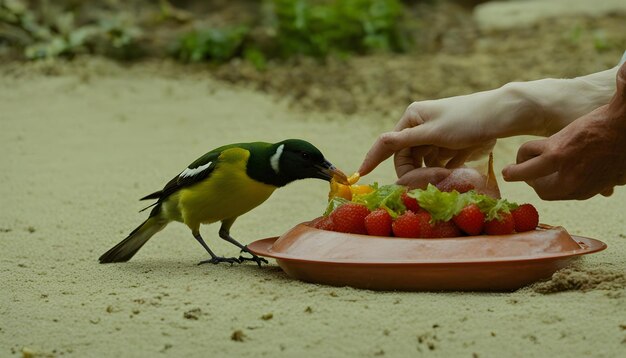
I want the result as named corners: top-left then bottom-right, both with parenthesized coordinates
top-left (250, 139), bottom-right (348, 187)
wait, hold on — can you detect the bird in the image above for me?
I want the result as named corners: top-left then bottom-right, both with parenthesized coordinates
top-left (99, 139), bottom-right (348, 266)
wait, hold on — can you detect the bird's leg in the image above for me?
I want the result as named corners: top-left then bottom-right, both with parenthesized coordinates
top-left (218, 221), bottom-right (268, 267)
top-left (193, 231), bottom-right (240, 265)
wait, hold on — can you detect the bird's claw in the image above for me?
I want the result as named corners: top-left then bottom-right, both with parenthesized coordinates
top-left (238, 254), bottom-right (269, 267)
top-left (238, 245), bottom-right (268, 267)
top-left (197, 256), bottom-right (241, 266)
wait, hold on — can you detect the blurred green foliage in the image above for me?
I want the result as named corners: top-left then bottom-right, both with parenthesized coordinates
top-left (592, 30), bottom-right (610, 52)
top-left (1, 0), bottom-right (409, 64)
top-left (172, 26), bottom-right (249, 63)
top-left (565, 24), bottom-right (619, 54)
top-left (0, 0), bottom-right (142, 59)
top-left (269, 0), bottom-right (408, 57)
top-left (171, 0), bottom-right (410, 66)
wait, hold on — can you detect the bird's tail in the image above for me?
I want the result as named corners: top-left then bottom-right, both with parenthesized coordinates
top-left (99, 216), bottom-right (166, 263)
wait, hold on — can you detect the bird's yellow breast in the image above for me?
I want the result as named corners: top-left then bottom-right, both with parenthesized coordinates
top-left (173, 148), bottom-right (276, 230)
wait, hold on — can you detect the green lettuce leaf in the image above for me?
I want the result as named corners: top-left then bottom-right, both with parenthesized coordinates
top-left (407, 184), bottom-right (464, 222)
top-left (324, 197), bottom-right (349, 216)
top-left (408, 185), bottom-right (519, 222)
top-left (460, 191), bottom-right (517, 220)
top-left (352, 184), bottom-right (406, 218)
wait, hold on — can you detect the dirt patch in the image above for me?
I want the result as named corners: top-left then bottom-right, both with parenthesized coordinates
top-left (532, 268), bottom-right (626, 294)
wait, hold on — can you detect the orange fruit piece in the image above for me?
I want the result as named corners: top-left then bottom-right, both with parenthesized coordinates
top-left (350, 184), bottom-right (374, 197)
top-left (329, 172), bottom-right (361, 201)
top-left (347, 172), bottom-right (360, 185)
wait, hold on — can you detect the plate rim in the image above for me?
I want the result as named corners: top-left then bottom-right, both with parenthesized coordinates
top-left (247, 236), bottom-right (607, 266)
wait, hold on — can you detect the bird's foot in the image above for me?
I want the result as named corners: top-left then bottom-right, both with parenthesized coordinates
top-left (197, 256), bottom-right (241, 266)
top-left (238, 254), bottom-right (269, 267)
top-left (238, 245), bottom-right (268, 267)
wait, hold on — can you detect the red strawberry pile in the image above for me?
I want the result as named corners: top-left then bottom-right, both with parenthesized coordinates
top-left (313, 184), bottom-right (539, 238)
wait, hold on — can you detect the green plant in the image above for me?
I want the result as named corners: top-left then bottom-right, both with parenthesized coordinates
top-left (566, 25), bottom-right (583, 46)
top-left (172, 26), bottom-right (249, 63)
top-left (1, 0), bottom-right (413, 63)
top-left (0, 0), bottom-right (142, 60)
top-left (592, 30), bottom-right (611, 52)
top-left (170, 0), bottom-right (410, 66)
top-left (269, 0), bottom-right (408, 58)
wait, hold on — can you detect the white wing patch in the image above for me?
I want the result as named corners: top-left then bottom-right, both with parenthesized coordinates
top-left (179, 161), bottom-right (212, 179)
top-left (270, 144), bottom-right (284, 174)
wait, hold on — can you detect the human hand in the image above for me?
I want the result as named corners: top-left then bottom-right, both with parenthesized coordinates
top-left (502, 63), bottom-right (626, 200)
top-left (358, 83), bottom-right (539, 182)
top-left (359, 67), bottom-right (618, 190)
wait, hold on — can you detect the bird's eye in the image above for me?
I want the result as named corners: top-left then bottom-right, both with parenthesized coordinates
top-left (301, 152), bottom-right (310, 160)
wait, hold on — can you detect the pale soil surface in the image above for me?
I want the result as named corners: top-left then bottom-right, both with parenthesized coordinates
top-left (1, 59), bottom-right (625, 358)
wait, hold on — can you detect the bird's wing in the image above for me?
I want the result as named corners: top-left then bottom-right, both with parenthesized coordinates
top-left (177, 151), bottom-right (221, 187)
top-left (141, 150), bottom-right (222, 203)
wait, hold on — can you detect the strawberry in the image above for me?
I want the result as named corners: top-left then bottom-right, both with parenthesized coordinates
top-left (392, 211), bottom-right (421, 238)
top-left (431, 220), bottom-right (461, 238)
top-left (330, 203), bottom-right (370, 234)
top-left (364, 209), bottom-right (393, 236)
top-left (453, 204), bottom-right (485, 236)
top-left (414, 210), bottom-right (435, 238)
top-left (313, 216), bottom-right (335, 231)
top-left (401, 192), bottom-right (421, 212)
top-left (483, 211), bottom-right (515, 235)
top-left (511, 203), bottom-right (539, 232)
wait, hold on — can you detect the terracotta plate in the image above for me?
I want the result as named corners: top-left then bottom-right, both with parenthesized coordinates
top-left (248, 222), bottom-right (607, 291)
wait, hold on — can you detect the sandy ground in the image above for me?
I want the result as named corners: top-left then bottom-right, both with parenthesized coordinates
top-left (1, 59), bottom-right (625, 358)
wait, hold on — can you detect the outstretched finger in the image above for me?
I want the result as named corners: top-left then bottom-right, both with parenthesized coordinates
top-left (503, 154), bottom-right (557, 182)
top-left (359, 128), bottom-right (436, 175)
top-left (359, 133), bottom-right (398, 176)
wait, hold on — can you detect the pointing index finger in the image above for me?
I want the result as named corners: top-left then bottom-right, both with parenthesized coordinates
top-left (359, 132), bottom-right (398, 176)
top-left (359, 127), bottom-right (435, 175)
top-left (359, 110), bottom-right (433, 176)
top-left (503, 139), bottom-right (555, 182)
top-left (503, 154), bottom-right (557, 182)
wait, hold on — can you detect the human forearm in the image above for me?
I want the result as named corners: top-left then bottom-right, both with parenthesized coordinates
top-left (359, 65), bottom-right (620, 177)
top-left (506, 67), bottom-right (618, 137)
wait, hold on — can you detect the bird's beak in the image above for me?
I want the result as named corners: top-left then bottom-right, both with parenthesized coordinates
top-left (316, 160), bottom-right (350, 185)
